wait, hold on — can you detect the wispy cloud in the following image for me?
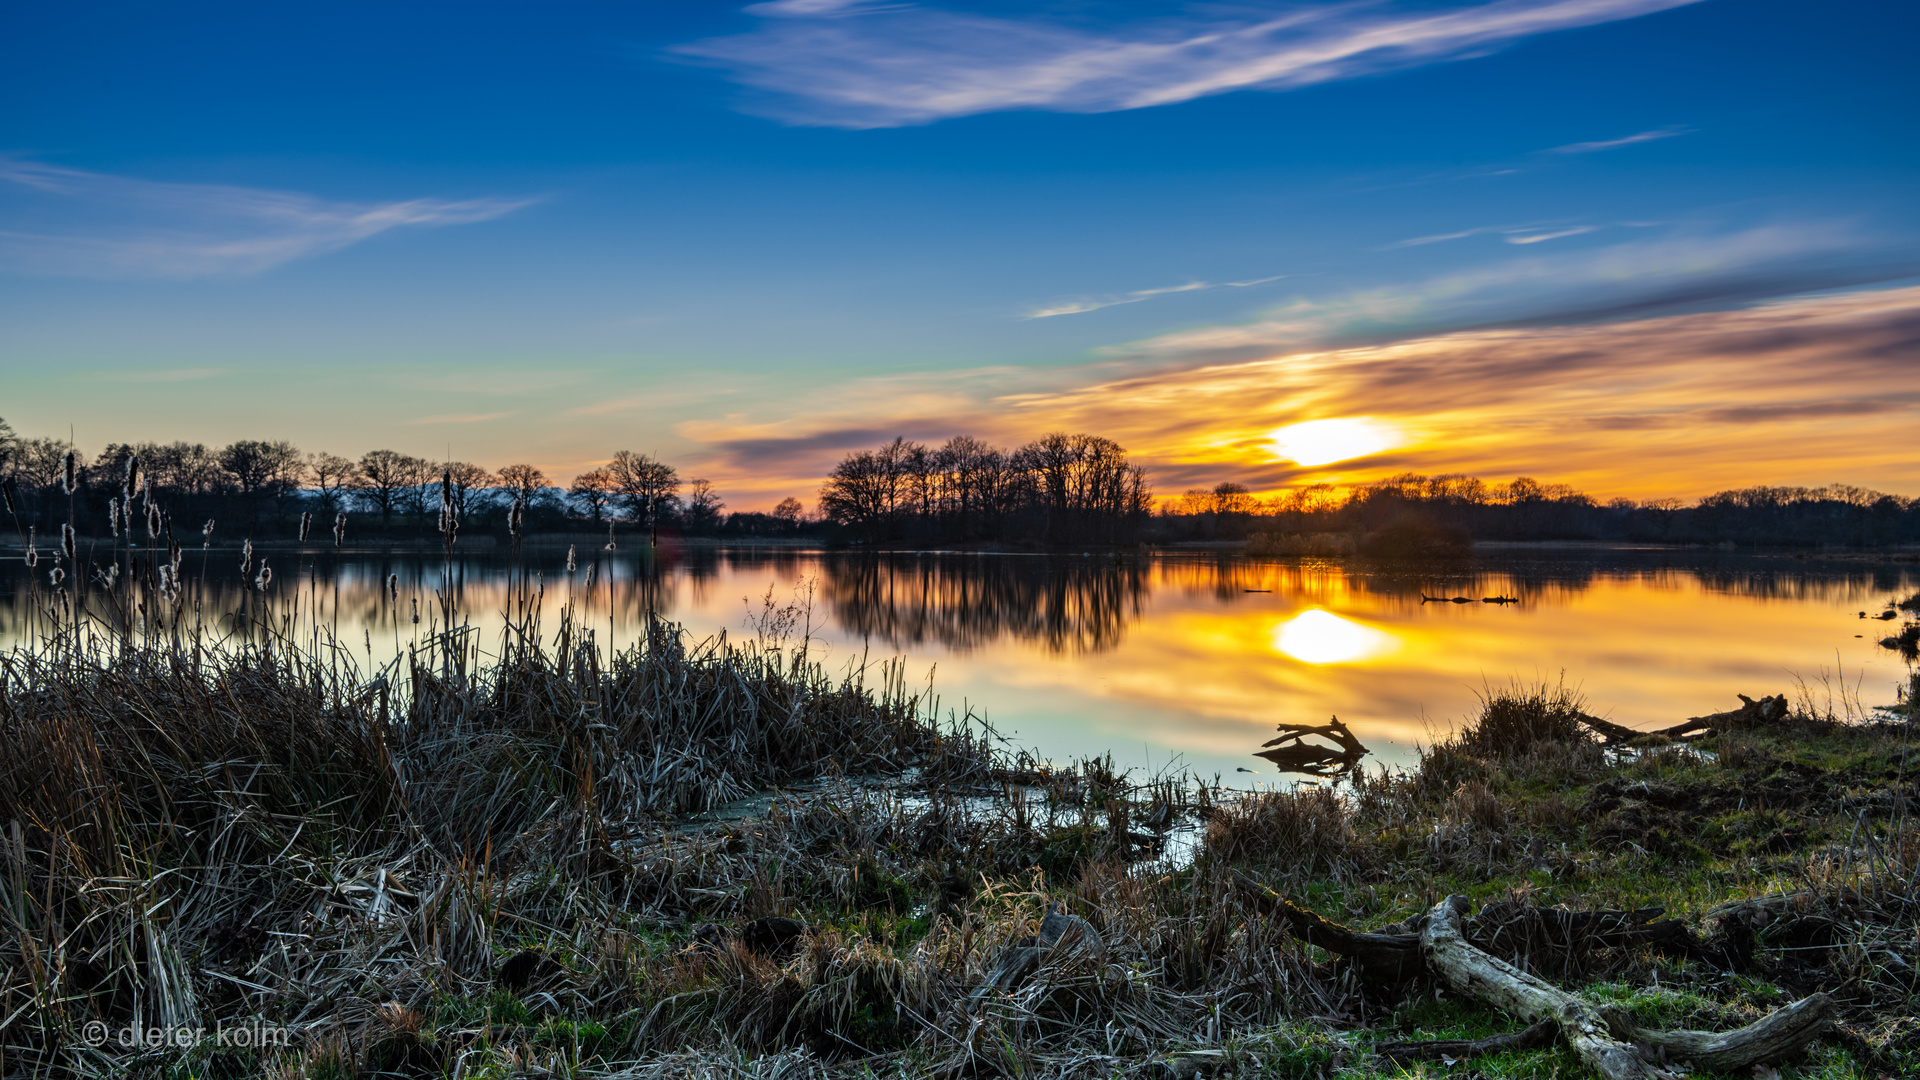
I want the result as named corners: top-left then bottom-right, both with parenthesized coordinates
top-left (675, 0), bottom-right (1704, 128)
top-left (1026, 275), bottom-right (1284, 318)
top-left (1504, 225), bottom-right (1596, 244)
top-left (410, 412), bottom-right (514, 425)
top-left (0, 157), bottom-right (532, 279)
top-left (1385, 223), bottom-right (1600, 248)
top-left (1547, 125), bottom-right (1691, 154)
top-left (1114, 222), bottom-right (1895, 362)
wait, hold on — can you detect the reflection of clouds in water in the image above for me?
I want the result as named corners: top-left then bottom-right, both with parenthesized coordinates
top-left (1, 549), bottom-right (1913, 780)
top-left (1272, 608), bottom-right (1397, 664)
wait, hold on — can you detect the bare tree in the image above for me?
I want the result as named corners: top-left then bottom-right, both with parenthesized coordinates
top-left (497, 463), bottom-right (547, 502)
top-left (606, 451), bottom-right (680, 539)
top-left (440, 461), bottom-right (496, 521)
top-left (219, 440), bottom-right (304, 499)
top-left (569, 468), bottom-right (614, 521)
top-left (684, 478), bottom-right (724, 533)
top-left (306, 452), bottom-right (357, 510)
top-left (772, 497), bottom-right (805, 531)
top-left (356, 450), bottom-right (428, 526)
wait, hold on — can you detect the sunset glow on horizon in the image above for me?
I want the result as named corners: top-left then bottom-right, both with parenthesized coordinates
top-left (1267, 418), bottom-right (1402, 467)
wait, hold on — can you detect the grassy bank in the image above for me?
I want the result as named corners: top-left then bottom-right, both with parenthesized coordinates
top-left (1, 616), bottom-right (1916, 1077)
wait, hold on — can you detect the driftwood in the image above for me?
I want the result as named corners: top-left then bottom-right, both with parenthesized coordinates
top-left (1255, 716), bottom-right (1370, 778)
top-left (1575, 693), bottom-right (1791, 745)
top-left (1234, 874), bottom-right (1422, 987)
top-left (1421, 895), bottom-right (1833, 1080)
top-left (1240, 880), bottom-right (1834, 1076)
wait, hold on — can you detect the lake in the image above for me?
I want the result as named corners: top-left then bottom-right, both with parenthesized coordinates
top-left (5, 544), bottom-right (1915, 782)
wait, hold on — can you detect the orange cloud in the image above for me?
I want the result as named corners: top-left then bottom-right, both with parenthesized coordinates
top-left (688, 285), bottom-right (1920, 507)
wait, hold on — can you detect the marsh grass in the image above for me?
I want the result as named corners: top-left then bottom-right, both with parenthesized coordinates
top-left (1, 569), bottom-right (1917, 1077)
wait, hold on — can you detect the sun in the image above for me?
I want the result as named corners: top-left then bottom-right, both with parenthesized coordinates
top-left (1272, 608), bottom-right (1397, 664)
top-left (1269, 418), bottom-right (1399, 467)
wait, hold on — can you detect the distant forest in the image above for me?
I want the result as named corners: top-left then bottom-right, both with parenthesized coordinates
top-left (1168, 475), bottom-right (1920, 549)
top-left (1, 416), bottom-right (1913, 550)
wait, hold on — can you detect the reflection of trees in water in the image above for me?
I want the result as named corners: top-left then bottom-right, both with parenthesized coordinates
top-left (822, 555), bottom-right (1148, 655)
top-left (1198, 552), bottom-right (1918, 611)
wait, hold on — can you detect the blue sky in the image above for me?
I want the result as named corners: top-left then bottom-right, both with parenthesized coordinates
top-left (3, 0), bottom-right (1916, 505)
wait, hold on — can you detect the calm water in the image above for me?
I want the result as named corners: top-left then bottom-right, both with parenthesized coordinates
top-left (5, 545), bottom-right (1915, 781)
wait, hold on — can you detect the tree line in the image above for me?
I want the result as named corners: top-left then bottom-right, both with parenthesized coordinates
top-left (0, 417), bottom-right (808, 543)
top-left (816, 433), bottom-right (1153, 546)
top-left (1168, 473), bottom-right (1920, 547)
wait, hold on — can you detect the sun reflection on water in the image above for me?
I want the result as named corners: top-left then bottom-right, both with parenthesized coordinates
top-left (1272, 608), bottom-right (1397, 664)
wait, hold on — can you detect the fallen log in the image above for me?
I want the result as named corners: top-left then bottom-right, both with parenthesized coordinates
top-left (1233, 873), bottom-right (1421, 988)
top-left (1255, 716), bottom-right (1370, 778)
top-left (1420, 894), bottom-right (1833, 1080)
top-left (1575, 693), bottom-right (1791, 745)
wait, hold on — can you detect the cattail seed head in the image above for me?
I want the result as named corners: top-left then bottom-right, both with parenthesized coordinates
top-left (123, 455), bottom-right (141, 500)
top-left (387, 573), bottom-right (399, 602)
top-left (100, 564), bottom-right (118, 589)
top-left (241, 538), bottom-right (252, 575)
top-left (107, 496), bottom-right (121, 537)
top-left (146, 503), bottom-right (162, 539)
top-left (169, 540), bottom-right (183, 576)
top-left (1, 477), bottom-right (16, 515)
top-left (509, 496), bottom-right (524, 537)
top-left (61, 523), bottom-right (75, 562)
top-left (25, 527), bottom-right (37, 568)
top-left (333, 511), bottom-right (347, 547)
top-left (203, 518), bottom-right (215, 539)
top-left (49, 566), bottom-right (63, 586)
top-left (300, 511), bottom-right (312, 543)
top-left (61, 451), bottom-right (77, 495)
top-left (255, 561), bottom-right (271, 591)
top-left (410, 596), bottom-right (420, 624)
top-left (566, 545), bottom-right (576, 573)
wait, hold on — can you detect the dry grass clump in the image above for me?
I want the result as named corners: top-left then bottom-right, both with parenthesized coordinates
top-left (1199, 785), bottom-right (1358, 877)
top-left (1452, 678), bottom-right (1594, 759)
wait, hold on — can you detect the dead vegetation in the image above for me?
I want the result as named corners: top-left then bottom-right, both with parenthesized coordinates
top-left (1, 608), bottom-right (1917, 1078)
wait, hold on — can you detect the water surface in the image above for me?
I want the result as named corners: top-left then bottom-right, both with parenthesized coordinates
top-left (5, 546), bottom-right (1913, 781)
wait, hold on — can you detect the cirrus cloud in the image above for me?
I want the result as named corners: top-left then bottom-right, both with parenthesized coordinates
top-left (674, 0), bottom-right (1705, 128)
top-left (0, 157), bottom-right (533, 279)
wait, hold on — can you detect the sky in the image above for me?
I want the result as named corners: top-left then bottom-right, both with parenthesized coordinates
top-left (2, 0), bottom-right (1916, 509)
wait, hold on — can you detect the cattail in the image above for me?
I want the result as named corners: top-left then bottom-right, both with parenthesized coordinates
top-left (123, 455), bottom-right (141, 500)
top-left (107, 496), bottom-right (120, 538)
top-left (298, 511), bottom-right (311, 543)
top-left (566, 545), bottom-right (576, 573)
top-left (333, 511), bottom-right (347, 547)
top-left (146, 503), bottom-right (162, 539)
top-left (241, 538), bottom-right (252, 576)
top-left (255, 561), bottom-right (271, 591)
top-left (387, 573), bottom-right (398, 602)
top-left (605, 521), bottom-right (616, 551)
top-left (49, 566), bottom-right (63, 586)
top-left (410, 596), bottom-right (420, 624)
top-left (583, 562), bottom-right (596, 589)
top-left (61, 523), bottom-right (75, 562)
top-left (1, 477), bottom-right (16, 515)
top-left (61, 450), bottom-right (76, 495)
top-left (202, 518), bottom-right (215, 545)
top-left (509, 496), bottom-right (524, 538)
top-left (99, 564), bottom-right (119, 589)
top-left (169, 539), bottom-right (183, 577)
top-left (25, 527), bottom-right (36, 568)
